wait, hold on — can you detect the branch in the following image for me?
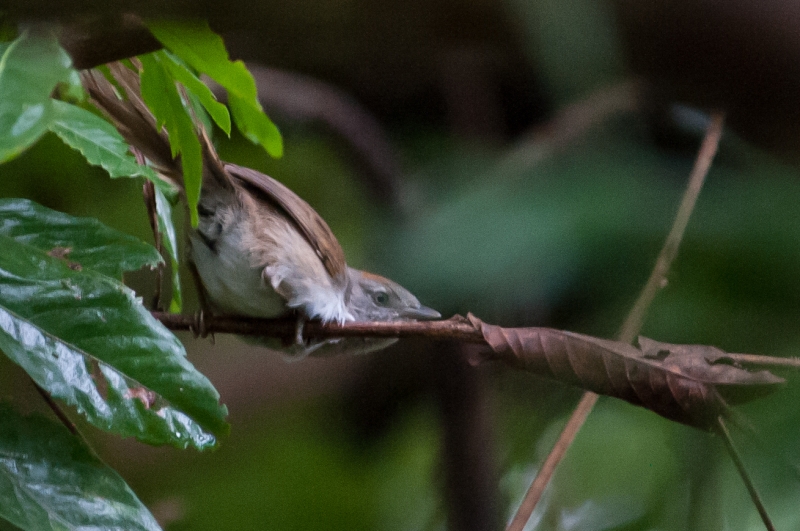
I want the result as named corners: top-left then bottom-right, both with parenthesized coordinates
top-left (31, 379), bottom-right (78, 436)
top-left (505, 391), bottom-right (597, 531)
top-left (506, 111), bottom-right (726, 531)
top-left (60, 16), bottom-right (162, 70)
top-left (154, 310), bottom-right (785, 428)
top-left (617, 111), bottom-right (726, 343)
top-left (152, 310), bottom-right (800, 374)
top-left (715, 417), bottom-right (775, 531)
top-left (152, 312), bottom-right (485, 342)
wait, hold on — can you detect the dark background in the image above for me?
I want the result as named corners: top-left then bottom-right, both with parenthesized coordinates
top-left (2, 0), bottom-right (800, 529)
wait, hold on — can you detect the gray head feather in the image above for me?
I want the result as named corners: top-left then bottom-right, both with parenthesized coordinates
top-left (346, 268), bottom-right (441, 322)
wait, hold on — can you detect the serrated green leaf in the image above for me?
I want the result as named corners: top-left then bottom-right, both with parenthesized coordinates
top-left (0, 404), bottom-right (162, 531)
top-left (159, 51), bottom-right (231, 135)
top-left (48, 100), bottom-right (179, 200)
top-left (145, 20), bottom-right (283, 157)
top-left (139, 52), bottom-right (202, 227)
top-left (0, 198), bottom-right (161, 279)
top-left (49, 100), bottom-right (154, 180)
top-left (0, 235), bottom-right (228, 449)
top-left (145, 21), bottom-right (252, 93)
top-left (0, 28), bottom-right (73, 163)
top-left (229, 94), bottom-right (282, 156)
top-left (154, 188), bottom-right (182, 312)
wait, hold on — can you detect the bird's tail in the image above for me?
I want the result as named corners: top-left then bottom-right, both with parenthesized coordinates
top-left (81, 61), bottom-right (233, 194)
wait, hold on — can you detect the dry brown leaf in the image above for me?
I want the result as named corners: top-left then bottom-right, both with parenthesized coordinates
top-left (468, 314), bottom-right (784, 429)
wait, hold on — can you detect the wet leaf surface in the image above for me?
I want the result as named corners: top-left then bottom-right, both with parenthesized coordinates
top-left (0, 198), bottom-right (161, 279)
top-left (0, 404), bottom-right (162, 531)
top-left (0, 234), bottom-right (227, 449)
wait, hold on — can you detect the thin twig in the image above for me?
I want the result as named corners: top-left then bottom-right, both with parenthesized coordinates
top-left (618, 113), bottom-right (725, 342)
top-left (505, 112), bottom-right (726, 531)
top-left (723, 353), bottom-right (800, 370)
top-left (31, 379), bottom-right (78, 436)
top-left (505, 391), bottom-right (597, 531)
top-left (31, 377), bottom-right (117, 463)
top-left (142, 179), bottom-right (163, 311)
top-left (155, 312), bottom-right (799, 372)
top-left (715, 416), bottom-right (775, 531)
top-left (152, 312), bottom-right (486, 341)
top-left (136, 148), bottom-right (164, 312)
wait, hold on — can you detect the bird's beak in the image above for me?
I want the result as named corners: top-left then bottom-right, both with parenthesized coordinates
top-left (401, 305), bottom-right (441, 320)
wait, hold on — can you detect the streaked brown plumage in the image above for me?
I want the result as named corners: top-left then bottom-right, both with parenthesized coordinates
top-left (81, 64), bottom-right (439, 355)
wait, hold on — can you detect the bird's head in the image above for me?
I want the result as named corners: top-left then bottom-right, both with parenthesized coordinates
top-left (346, 268), bottom-right (440, 322)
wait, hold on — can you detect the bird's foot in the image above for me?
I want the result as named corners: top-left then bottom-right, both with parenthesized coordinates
top-left (294, 316), bottom-right (307, 346)
top-left (190, 310), bottom-right (215, 344)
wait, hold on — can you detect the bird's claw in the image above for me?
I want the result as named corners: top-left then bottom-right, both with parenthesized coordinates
top-left (294, 316), bottom-right (306, 346)
top-left (190, 310), bottom-right (215, 344)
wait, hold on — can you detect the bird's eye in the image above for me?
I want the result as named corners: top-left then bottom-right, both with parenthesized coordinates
top-left (374, 292), bottom-right (389, 305)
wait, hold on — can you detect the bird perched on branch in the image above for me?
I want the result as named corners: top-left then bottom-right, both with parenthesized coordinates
top-left (82, 63), bottom-right (439, 356)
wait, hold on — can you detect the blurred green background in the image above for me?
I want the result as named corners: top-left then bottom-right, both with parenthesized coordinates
top-left (3, 0), bottom-right (800, 529)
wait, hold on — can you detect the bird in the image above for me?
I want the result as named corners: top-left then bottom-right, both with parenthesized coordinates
top-left (81, 63), bottom-right (440, 356)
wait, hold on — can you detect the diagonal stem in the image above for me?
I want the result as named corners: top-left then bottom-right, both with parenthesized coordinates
top-left (505, 391), bottom-right (598, 531)
top-left (506, 112), bottom-right (726, 531)
top-left (715, 416), bottom-right (775, 531)
top-left (616, 113), bottom-right (725, 344)
top-left (31, 379), bottom-right (78, 436)
top-left (30, 379), bottom-right (105, 461)
top-left (135, 148), bottom-right (164, 312)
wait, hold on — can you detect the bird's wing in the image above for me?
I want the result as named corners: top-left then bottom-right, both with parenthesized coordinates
top-left (224, 163), bottom-right (348, 282)
top-left (84, 62), bottom-right (346, 282)
top-left (82, 66), bottom-right (179, 183)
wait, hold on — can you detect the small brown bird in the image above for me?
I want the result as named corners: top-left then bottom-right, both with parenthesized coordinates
top-left (82, 64), bottom-right (439, 356)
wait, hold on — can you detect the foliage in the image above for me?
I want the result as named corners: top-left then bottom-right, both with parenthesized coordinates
top-left (0, 208), bottom-right (228, 448)
top-left (0, 11), bottom-right (799, 531)
top-left (143, 20), bottom-right (282, 227)
top-left (0, 22), bottom-right (284, 529)
top-left (0, 28), bottom-right (72, 163)
top-left (0, 405), bottom-right (161, 531)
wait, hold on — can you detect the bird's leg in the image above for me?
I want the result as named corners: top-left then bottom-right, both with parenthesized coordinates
top-left (294, 313), bottom-right (307, 346)
top-left (188, 259), bottom-right (215, 343)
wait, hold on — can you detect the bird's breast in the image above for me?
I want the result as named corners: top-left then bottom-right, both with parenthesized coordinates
top-left (190, 227), bottom-right (288, 318)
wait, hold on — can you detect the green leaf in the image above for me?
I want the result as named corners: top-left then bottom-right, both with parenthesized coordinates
top-left (145, 20), bottom-right (283, 157)
top-left (48, 100), bottom-right (178, 199)
top-left (159, 50), bottom-right (231, 135)
top-left (65, 69), bottom-right (86, 100)
top-left (0, 235), bottom-right (228, 449)
top-left (154, 188), bottom-right (182, 312)
top-left (0, 28), bottom-right (73, 163)
top-left (229, 94), bottom-right (283, 157)
top-left (0, 404), bottom-right (162, 531)
top-left (185, 84), bottom-right (215, 139)
top-left (0, 198), bottom-right (161, 279)
top-left (55, 69), bottom-right (86, 103)
top-left (139, 52), bottom-right (203, 227)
